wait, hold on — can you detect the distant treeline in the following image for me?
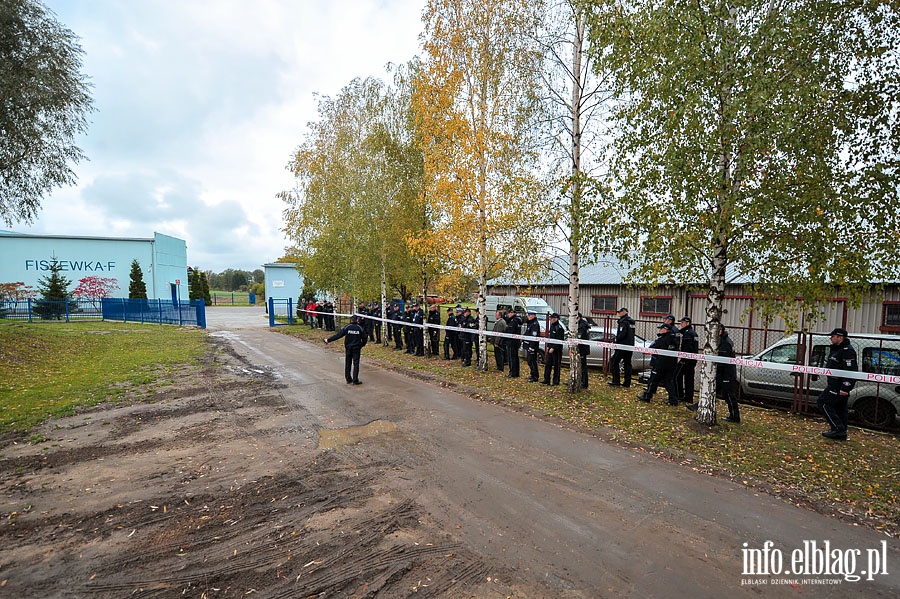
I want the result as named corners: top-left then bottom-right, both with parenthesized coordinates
top-left (204, 268), bottom-right (265, 293)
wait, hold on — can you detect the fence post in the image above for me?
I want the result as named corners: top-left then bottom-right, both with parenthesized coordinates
top-left (196, 300), bottom-right (207, 328)
top-left (27, 297), bottom-right (33, 323)
top-left (65, 297), bottom-right (70, 322)
top-left (268, 297), bottom-right (275, 327)
top-left (288, 298), bottom-right (293, 325)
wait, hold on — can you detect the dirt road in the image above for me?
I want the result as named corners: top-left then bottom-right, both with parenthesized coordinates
top-left (0, 307), bottom-right (897, 598)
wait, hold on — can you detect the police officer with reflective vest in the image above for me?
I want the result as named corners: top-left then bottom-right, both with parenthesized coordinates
top-left (324, 313), bottom-right (367, 385)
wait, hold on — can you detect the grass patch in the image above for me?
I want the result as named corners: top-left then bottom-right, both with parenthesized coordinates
top-left (0, 321), bottom-right (205, 433)
top-left (284, 323), bottom-right (900, 535)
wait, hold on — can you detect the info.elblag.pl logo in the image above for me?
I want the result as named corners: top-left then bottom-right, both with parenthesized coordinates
top-left (741, 540), bottom-right (890, 586)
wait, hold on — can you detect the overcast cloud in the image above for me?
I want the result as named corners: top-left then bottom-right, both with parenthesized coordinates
top-left (17, 0), bottom-right (424, 273)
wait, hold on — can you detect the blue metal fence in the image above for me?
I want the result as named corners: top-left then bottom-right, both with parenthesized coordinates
top-left (1, 298), bottom-right (102, 322)
top-left (0, 298), bottom-right (205, 328)
top-left (268, 297), bottom-right (294, 326)
top-left (101, 298), bottom-right (206, 328)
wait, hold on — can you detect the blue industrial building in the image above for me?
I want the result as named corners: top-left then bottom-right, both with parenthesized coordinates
top-left (263, 263), bottom-right (303, 303)
top-left (0, 231), bottom-right (188, 301)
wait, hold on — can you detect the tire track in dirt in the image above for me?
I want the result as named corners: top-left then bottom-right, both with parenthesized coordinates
top-left (0, 340), bottom-right (530, 599)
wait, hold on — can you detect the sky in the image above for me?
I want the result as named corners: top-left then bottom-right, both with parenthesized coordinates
top-left (18, 0), bottom-right (425, 273)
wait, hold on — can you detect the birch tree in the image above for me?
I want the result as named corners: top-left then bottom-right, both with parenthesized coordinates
top-left (587, 0), bottom-right (900, 425)
top-left (413, 0), bottom-right (547, 371)
top-left (282, 74), bottom-right (426, 306)
top-left (537, 0), bottom-right (616, 392)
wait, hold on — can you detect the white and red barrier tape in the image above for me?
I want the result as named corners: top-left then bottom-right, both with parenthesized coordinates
top-left (297, 309), bottom-right (897, 384)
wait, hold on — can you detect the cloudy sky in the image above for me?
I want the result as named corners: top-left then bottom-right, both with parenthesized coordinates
top-left (18, 0), bottom-right (424, 273)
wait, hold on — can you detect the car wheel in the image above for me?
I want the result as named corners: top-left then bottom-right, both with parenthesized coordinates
top-left (853, 396), bottom-right (898, 429)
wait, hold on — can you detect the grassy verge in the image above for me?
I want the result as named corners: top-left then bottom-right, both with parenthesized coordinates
top-left (284, 323), bottom-right (899, 536)
top-left (0, 321), bottom-right (206, 433)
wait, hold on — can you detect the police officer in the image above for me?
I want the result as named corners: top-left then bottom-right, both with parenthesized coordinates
top-left (717, 325), bottom-right (741, 423)
top-left (403, 305), bottom-right (414, 354)
top-left (372, 302), bottom-right (382, 343)
top-left (576, 313), bottom-right (591, 389)
top-left (411, 304), bottom-right (425, 357)
top-left (674, 316), bottom-right (699, 403)
top-left (391, 303), bottom-right (404, 350)
top-left (542, 313), bottom-right (565, 386)
top-left (505, 308), bottom-right (523, 378)
top-left (491, 309), bottom-right (507, 371)
top-left (324, 313), bottom-right (367, 385)
top-left (608, 307), bottom-right (635, 387)
top-left (427, 304), bottom-right (441, 356)
top-left (459, 307), bottom-right (476, 366)
top-left (523, 310), bottom-right (542, 382)
top-left (818, 327), bottom-right (858, 440)
top-left (637, 323), bottom-right (679, 404)
top-left (444, 307), bottom-right (458, 359)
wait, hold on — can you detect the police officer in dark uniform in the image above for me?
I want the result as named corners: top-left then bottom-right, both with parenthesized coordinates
top-left (427, 304), bottom-right (441, 356)
top-left (324, 313), bottom-right (367, 385)
top-left (542, 313), bottom-right (565, 386)
top-left (411, 304), bottom-right (425, 356)
top-left (372, 302), bottom-right (382, 343)
top-left (391, 303), bottom-right (404, 350)
top-left (674, 316), bottom-right (699, 403)
top-left (818, 327), bottom-right (858, 440)
top-left (459, 307), bottom-right (476, 366)
top-left (608, 307), bottom-right (635, 387)
top-left (523, 310), bottom-right (542, 382)
top-left (637, 323), bottom-right (679, 404)
top-left (444, 307), bottom-right (458, 359)
top-left (403, 305), bottom-right (414, 354)
top-left (716, 325), bottom-right (741, 423)
top-left (576, 313), bottom-right (591, 389)
top-left (505, 308), bottom-right (523, 378)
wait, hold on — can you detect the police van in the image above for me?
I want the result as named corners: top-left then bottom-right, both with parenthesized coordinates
top-left (483, 295), bottom-right (555, 333)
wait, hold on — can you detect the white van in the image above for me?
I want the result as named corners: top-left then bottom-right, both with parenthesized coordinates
top-left (737, 333), bottom-right (900, 429)
top-left (483, 295), bottom-right (555, 332)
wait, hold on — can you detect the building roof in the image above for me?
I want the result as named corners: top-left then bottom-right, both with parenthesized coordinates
top-left (495, 254), bottom-right (754, 287)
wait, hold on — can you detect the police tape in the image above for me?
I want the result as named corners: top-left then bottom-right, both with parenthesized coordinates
top-left (298, 309), bottom-right (895, 385)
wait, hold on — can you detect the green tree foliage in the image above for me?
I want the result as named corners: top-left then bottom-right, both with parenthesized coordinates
top-left (200, 271), bottom-right (211, 306)
top-left (32, 258), bottom-right (73, 319)
top-left (415, 0), bottom-right (548, 369)
top-left (537, 0), bottom-right (617, 390)
top-left (188, 266), bottom-right (203, 302)
top-left (0, 0), bottom-right (93, 226)
top-left (206, 269), bottom-right (253, 291)
top-left (586, 0), bottom-right (900, 424)
top-left (282, 69), bottom-right (427, 303)
top-left (128, 259), bottom-right (148, 300)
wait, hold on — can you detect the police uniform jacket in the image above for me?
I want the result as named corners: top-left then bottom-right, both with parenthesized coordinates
top-left (650, 330), bottom-right (678, 369)
top-left (678, 326), bottom-right (699, 360)
top-left (824, 338), bottom-right (858, 394)
top-left (547, 320), bottom-right (566, 354)
top-left (577, 318), bottom-right (591, 356)
top-left (327, 322), bottom-right (367, 350)
top-left (716, 333), bottom-right (737, 382)
top-left (615, 314), bottom-right (636, 345)
top-left (523, 318), bottom-right (541, 351)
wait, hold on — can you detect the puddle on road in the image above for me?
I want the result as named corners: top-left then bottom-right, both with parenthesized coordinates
top-left (319, 419), bottom-right (398, 450)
